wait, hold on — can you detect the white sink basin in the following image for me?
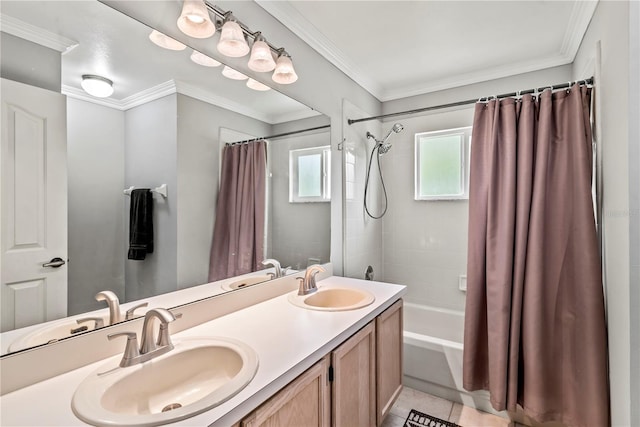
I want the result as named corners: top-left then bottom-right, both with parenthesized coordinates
top-left (72, 337), bottom-right (259, 426)
top-left (221, 274), bottom-right (273, 291)
top-left (288, 287), bottom-right (375, 311)
top-left (8, 315), bottom-right (109, 352)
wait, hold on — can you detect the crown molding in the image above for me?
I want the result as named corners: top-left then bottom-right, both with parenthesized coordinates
top-left (270, 108), bottom-right (322, 124)
top-left (382, 53), bottom-right (575, 102)
top-left (255, 0), bottom-right (384, 100)
top-left (63, 80), bottom-right (320, 123)
top-left (175, 81), bottom-right (277, 123)
top-left (62, 85), bottom-right (126, 110)
top-left (120, 81), bottom-right (177, 110)
top-left (0, 14), bottom-right (78, 53)
top-left (560, 0), bottom-right (599, 62)
top-left (62, 80), bottom-right (177, 111)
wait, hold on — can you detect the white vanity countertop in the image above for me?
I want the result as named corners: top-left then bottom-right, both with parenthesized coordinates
top-left (0, 276), bottom-right (406, 426)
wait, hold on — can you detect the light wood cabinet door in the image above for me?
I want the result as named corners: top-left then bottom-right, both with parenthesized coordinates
top-left (242, 356), bottom-right (330, 427)
top-left (331, 321), bottom-right (376, 427)
top-left (376, 299), bottom-right (403, 425)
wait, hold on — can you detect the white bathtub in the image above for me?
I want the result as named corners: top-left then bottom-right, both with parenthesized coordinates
top-left (402, 302), bottom-right (500, 415)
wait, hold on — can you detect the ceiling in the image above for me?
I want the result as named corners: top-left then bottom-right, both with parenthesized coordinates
top-left (257, 0), bottom-right (599, 102)
top-left (0, 0), bottom-right (316, 124)
top-left (0, 1), bottom-right (598, 114)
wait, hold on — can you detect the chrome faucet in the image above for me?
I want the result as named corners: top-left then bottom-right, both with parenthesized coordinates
top-left (297, 264), bottom-right (325, 296)
top-left (140, 308), bottom-right (178, 354)
top-left (95, 291), bottom-right (122, 325)
top-left (95, 291), bottom-right (148, 325)
top-left (262, 258), bottom-right (282, 278)
top-left (108, 308), bottom-right (180, 368)
top-left (125, 302), bottom-right (149, 320)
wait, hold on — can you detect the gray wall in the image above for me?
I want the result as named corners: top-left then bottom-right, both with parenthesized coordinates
top-left (629, 3), bottom-right (640, 424)
top-left (176, 94), bottom-right (271, 288)
top-left (573, 2), bottom-right (635, 425)
top-left (124, 95), bottom-right (178, 301)
top-left (0, 32), bottom-right (61, 92)
top-left (66, 98), bottom-right (125, 314)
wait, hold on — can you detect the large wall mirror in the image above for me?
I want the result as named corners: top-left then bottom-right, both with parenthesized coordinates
top-left (0, 0), bottom-right (330, 355)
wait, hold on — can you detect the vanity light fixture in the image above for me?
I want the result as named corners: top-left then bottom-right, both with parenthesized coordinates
top-left (247, 33), bottom-right (276, 72)
top-left (222, 65), bottom-right (248, 81)
top-left (246, 78), bottom-right (271, 91)
top-left (149, 30), bottom-right (186, 51)
top-left (81, 75), bottom-right (114, 98)
top-left (173, 1), bottom-right (298, 85)
top-left (217, 13), bottom-right (250, 57)
top-left (190, 50), bottom-right (221, 67)
top-left (177, 0), bottom-right (216, 39)
top-left (272, 51), bottom-right (298, 84)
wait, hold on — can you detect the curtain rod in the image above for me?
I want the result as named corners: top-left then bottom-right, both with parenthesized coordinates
top-left (347, 77), bottom-right (594, 125)
top-left (226, 124), bottom-right (330, 146)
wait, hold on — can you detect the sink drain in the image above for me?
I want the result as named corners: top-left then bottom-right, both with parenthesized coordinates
top-left (161, 403), bottom-right (182, 412)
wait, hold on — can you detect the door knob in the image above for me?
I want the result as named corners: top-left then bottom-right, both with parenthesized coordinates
top-left (42, 257), bottom-right (66, 268)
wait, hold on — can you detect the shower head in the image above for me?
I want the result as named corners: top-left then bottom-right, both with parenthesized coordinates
top-left (381, 123), bottom-right (404, 143)
top-left (378, 143), bottom-right (393, 154)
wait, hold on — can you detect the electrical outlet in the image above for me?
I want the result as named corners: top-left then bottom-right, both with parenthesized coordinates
top-left (459, 275), bottom-right (467, 292)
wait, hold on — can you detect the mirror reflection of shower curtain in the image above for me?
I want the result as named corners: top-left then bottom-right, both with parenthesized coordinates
top-left (208, 140), bottom-right (267, 282)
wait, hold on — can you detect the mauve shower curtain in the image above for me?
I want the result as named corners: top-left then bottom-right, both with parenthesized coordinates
top-left (463, 84), bottom-right (609, 427)
top-left (208, 141), bottom-right (266, 282)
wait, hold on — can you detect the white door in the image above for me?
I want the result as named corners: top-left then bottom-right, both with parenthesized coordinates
top-left (1, 78), bottom-right (67, 332)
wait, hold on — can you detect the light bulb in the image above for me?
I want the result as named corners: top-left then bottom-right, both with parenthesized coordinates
top-left (222, 66), bottom-right (248, 80)
top-left (148, 30), bottom-right (186, 51)
top-left (246, 78), bottom-right (271, 91)
top-left (81, 75), bottom-right (114, 98)
top-left (217, 17), bottom-right (250, 57)
top-left (272, 52), bottom-right (298, 84)
top-left (190, 50), bottom-right (221, 67)
top-left (248, 35), bottom-right (276, 72)
top-left (177, 0), bottom-right (215, 39)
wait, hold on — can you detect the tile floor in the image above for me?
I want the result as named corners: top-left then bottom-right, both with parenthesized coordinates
top-left (381, 386), bottom-right (513, 427)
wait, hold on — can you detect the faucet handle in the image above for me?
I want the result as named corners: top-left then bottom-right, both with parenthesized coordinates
top-left (76, 317), bottom-right (105, 329)
top-left (156, 312), bottom-right (181, 348)
top-left (125, 302), bottom-right (149, 320)
top-left (95, 290), bottom-right (122, 325)
top-left (108, 332), bottom-right (140, 367)
top-left (296, 277), bottom-right (306, 296)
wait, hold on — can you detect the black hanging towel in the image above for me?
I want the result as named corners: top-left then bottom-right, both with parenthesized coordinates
top-left (128, 189), bottom-right (154, 260)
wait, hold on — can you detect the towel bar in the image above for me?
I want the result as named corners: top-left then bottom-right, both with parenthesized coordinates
top-left (123, 184), bottom-right (167, 198)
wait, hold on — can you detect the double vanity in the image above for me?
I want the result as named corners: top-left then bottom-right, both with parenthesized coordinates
top-left (0, 270), bottom-right (405, 426)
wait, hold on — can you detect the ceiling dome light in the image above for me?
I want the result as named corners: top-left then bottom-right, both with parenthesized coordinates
top-left (190, 50), bottom-right (221, 67)
top-left (177, 0), bottom-right (216, 39)
top-left (217, 14), bottom-right (250, 57)
top-left (248, 33), bottom-right (276, 73)
top-left (272, 52), bottom-right (298, 84)
top-left (246, 78), bottom-right (271, 91)
top-left (81, 75), bottom-right (114, 98)
top-left (222, 65), bottom-right (248, 80)
top-left (148, 30), bottom-right (186, 51)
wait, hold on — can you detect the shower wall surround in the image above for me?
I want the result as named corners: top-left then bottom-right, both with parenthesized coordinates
top-left (381, 111), bottom-right (472, 311)
top-left (342, 100), bottom-right (384, 280)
